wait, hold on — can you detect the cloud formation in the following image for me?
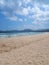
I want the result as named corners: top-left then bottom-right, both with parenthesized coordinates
top-left (0, 0), bottom-right (49, 29)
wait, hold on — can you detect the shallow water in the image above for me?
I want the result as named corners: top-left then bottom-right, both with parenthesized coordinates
top-left (0, 32), bottom-right (43, 38)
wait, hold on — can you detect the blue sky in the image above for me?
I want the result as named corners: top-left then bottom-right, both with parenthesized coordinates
top-left (0, 0), bottom-right (49, 30)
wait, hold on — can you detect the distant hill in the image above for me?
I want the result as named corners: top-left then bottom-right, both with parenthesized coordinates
top-left (0, 29), bottom-right (49, 33)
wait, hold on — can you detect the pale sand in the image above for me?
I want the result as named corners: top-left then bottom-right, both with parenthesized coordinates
top-left (0, 33), bottom-right (49, 65)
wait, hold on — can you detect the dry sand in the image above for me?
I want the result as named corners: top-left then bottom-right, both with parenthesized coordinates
top-left (0, 33), bottom-right (49, 65)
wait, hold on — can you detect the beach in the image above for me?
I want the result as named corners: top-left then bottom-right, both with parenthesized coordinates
top-left (0, 33), bottom-right (49, 65)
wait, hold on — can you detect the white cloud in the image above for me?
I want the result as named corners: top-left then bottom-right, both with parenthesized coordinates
top-left (15, 6), bottom-right (31, 16)
top-left (29, 3), bottom-right (49, 26)
top-left (0, 0), bottom-right (49, 28)
top-left (31, 3), bottom-right (49, 29)
top-left (0, 0), bottom-right (6, 8)
top-left (0, 0), bottom-right (5, 5)
top-left (18, 1), bottom-right (22, 7)
top-left (22, 8), bottom-right (29, 16)
top-left (23, 0), bottom-right (32, 4)
top-left (19, 18), bottom-right (23, 22)
top-left (8, 16), bottom-right (17, 21)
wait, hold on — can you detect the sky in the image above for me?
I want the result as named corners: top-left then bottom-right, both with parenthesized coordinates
top-left (0, 0), bottom-right (49, 30)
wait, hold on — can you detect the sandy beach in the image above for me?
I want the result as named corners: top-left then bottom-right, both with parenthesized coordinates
top-left (0, 33), bottom-right (49, 65)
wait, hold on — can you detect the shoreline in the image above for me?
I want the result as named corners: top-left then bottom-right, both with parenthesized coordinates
top-left (0, 33), bottom-right (49, 65)
top-left (0, 32), bottom-right (49, 39)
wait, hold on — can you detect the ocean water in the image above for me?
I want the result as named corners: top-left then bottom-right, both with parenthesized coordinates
top-left (0, 32), bottom-right (43, 38)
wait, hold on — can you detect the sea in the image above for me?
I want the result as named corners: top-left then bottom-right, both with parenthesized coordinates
top-left (0, 32), bottom-right (44, 38)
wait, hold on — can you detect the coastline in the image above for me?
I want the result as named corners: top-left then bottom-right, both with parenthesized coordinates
top-left (0, 32), bottom-right (45, 38)
top-left (0, 33), bottom-right (49, 65)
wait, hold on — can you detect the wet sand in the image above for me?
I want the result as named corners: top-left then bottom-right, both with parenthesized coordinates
top-left (0, 33), bottom-right (49, 65)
